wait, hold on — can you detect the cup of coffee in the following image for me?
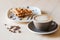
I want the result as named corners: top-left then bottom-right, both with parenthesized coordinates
top-left (33, 14), bottom-right (53, 31)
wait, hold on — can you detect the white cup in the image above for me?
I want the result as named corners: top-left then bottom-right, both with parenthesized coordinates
top-left (33, 14), bottom-right (53, 31)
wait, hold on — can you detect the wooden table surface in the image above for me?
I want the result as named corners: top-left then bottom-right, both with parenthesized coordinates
top-left (0, 0), bottom-right (60, 40)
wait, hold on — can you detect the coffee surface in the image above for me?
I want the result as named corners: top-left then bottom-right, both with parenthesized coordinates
top-left (34, 15), bottom-right (52, 23)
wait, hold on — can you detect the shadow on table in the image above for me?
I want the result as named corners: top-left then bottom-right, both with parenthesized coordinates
top-left (41, 25), bottom-right (60, 38)
top-left (41, 11), bottom-right (48, 14)
top-left (41, 10), bottom-right (52, 15)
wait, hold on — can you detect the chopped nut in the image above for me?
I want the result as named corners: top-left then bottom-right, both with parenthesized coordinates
top-left (18, 30), bottom-right (21, 33)
top-left (13, 30), bottom-right (16, 33)
top-left (7, 25), bottom-right (21, 33)
top-left (10, 16), bottom-right (13, 18)
top-left (4, 24), bottom-right (7, 26)
top-left (27, 6), bottom-right (29, 8)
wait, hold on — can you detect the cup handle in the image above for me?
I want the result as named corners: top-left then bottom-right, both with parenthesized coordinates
top-left (49, 21), bottom-right (53, 26)
top-left (48, 21), bottom-right (56, 30)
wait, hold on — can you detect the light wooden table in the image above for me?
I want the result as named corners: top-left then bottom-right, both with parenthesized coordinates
top-left (0, 0), bottom-right (60, 40)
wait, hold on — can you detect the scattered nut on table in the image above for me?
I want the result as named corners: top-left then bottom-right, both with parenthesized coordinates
top-left (7, 25), bottom-right (21, 33)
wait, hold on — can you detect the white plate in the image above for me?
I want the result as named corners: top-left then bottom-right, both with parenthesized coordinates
top-left (7, 6), bottom-right (41, 22)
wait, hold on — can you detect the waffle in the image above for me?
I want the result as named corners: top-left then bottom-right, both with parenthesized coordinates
top-left (12, 8), bottom-right (32, 18)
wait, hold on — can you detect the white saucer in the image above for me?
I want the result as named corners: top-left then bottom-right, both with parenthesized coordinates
top-left (7, 6), bottom-right (41, 22)
top-left (28, 21), bottom-right (58, 34)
